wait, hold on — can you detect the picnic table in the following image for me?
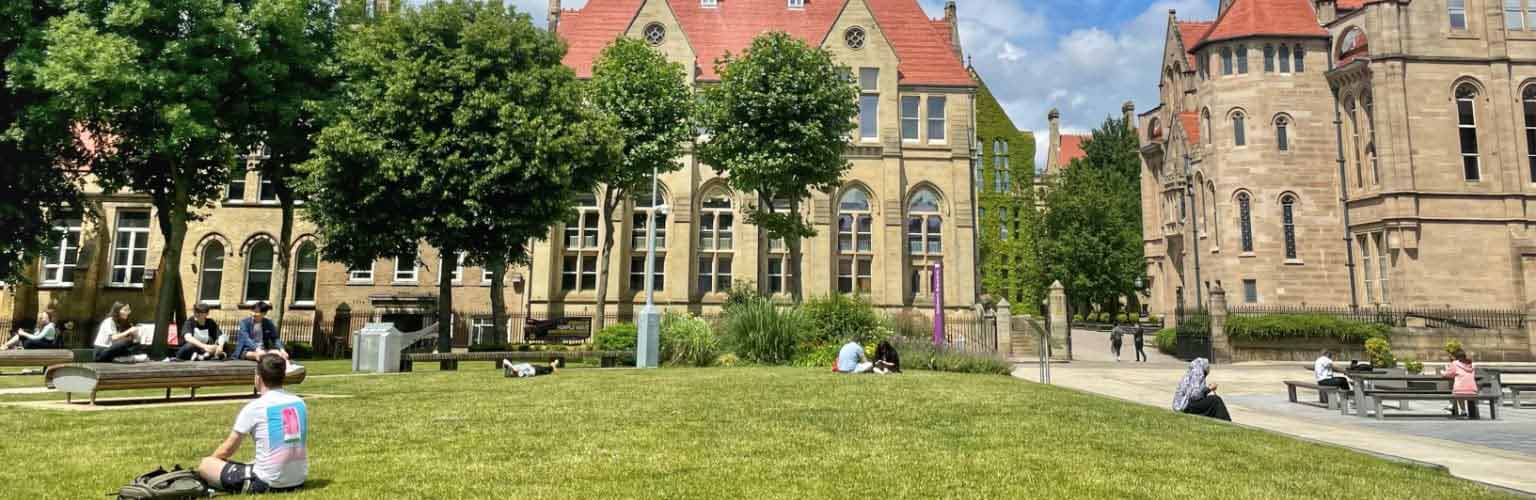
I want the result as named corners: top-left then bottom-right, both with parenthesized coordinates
top-left (1348, 373), bottom-right (1501, 420)
top-left (1481, 367), bottom-right (1536, 408)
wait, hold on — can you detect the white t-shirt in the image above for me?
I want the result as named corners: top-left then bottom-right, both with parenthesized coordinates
top-left (94, 320), bottom-right (119, 348)
top-left (1314, 356), bottom-right (1335, 381)
top-left (233, 389), bottom-right (309, 488)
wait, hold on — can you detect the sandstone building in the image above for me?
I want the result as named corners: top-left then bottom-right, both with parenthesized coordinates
top-left (1140, 0), bottom-right (1536, 318)
top-left (2, 0), bottom-right (981, 341)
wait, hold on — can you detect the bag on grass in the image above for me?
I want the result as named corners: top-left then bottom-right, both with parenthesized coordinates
top-left (115, 465), bottom-right (207, 499)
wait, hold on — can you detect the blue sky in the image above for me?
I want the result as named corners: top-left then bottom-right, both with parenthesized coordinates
top-left (503, 0), bottom-right (1220, 168)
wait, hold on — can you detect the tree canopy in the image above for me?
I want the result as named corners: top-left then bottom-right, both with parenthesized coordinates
top-left (1039, 116), bottom-right (1145, 315)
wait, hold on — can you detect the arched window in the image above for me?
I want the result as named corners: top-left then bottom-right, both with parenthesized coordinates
top-left (293, 242), bottom-right (318, 305)
top-left (1456, 83), bottom-right (1481, 181)
top-left (1201, 108), bottom-right (1212, 145)
top-left (1275, 115), bottom-right (1291, 151)
top-left (907, 188), bottom-right (942, 299)
top-left (1278, 44), bottom-right (1291, 72)
top-left (562, 193), bottom-right (600, 291)
top-left (697, 189), bottom-right (734, 294)
top-left (763, 197), bottom-right (793, 295)
top-left (244, 240), bottom-right (274, 304)
top-left (1236, 44), bottom-right (1249, 74)
top-left (1237, 192), bottom-right (1254, 253)
top-left (1231, 111), bottom-right (1246, 146)
top-left (1293, 44), bottom-right (1305, 72)
top-left (1220, 47), bottom-right (1233, 75)
top-left (837, 188), bottom-right (874, 294)
top-left (631, 189), bottom-right (670, 292)
top-left (1263, 44), bottom-right (1275, 72)
top-left (198, 241), bottom-right (224, 304)
top-left (1281, 195), bottom-right (1298, 260)
top-left (1346, 98), bottom-right (1362, 186)
top-left (1524, 86), bottom-right (1536, 181)
top-left (1364, 93), bottom-right (1379, 184)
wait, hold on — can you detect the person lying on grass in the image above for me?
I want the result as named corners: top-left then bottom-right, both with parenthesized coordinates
top-left (836, 336), bottom-right (873, 374)
top-left (234, 302), bottom-right (287, 362)
top-left (503, 358), bottom-right (562, 378)
top-left (199, 353), bottom-right (308, 494)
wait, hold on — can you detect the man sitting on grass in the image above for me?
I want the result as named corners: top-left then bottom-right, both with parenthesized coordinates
top-left (836, 337), bottom-right (872, 374)
top-left (198, 353), bottom-right (307, 494)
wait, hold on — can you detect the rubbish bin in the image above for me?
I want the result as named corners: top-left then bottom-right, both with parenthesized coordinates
top-left (352, 323), bottom-right (404, 373)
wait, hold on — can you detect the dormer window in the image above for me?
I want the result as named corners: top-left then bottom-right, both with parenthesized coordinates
top-left (701, 0), bottom-right (717, 7)
top-left (788, 0), bottom-right (804, 7)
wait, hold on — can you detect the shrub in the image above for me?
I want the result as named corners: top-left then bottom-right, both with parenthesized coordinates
top-left (721, 299), bottom-right (808, 364)
top-left (890, 337), bottom-right (1011, 375)
top-left (660, 312), bottom-right (720, 367)
top-left (285, 341), bottom-right (315, 360)
top-left (791, 342), bottom-right (840, 368)
top-left (1444, 339), bottom-right (1463, 356)
top-left (722, 280), bottom-right (764, 313)
top-left (1071, 314), bottom-right (1084, 322)
top-left (1226, 314), bottom-right (1389, 342)
top-left (1154, 328), bottom-right (1176, 354)
top-left (886, 311), bottom-right (929, 339)
top-left (595, 323), bottom-right (638, 352)
top-left (1403, 357), bottom-right (1424, 374)
top-left (715, 352), bottom-right (739, 367)
top-left (468, 343), bottom-right (509, 352)
top-left (1176, 314), bottom-right (1209, 338)
top-left (803, 294), bottom-right (884, 345)
top-left (1365, 337), bottom-right (1397, 369)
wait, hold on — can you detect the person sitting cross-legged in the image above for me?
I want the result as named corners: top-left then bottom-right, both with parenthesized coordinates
top-left (235, 302), bottom-right (286, 362)
top-left (872, 340), bottom-right (901, 374)
top-left (836, 337), bottom-right (872, 374)
top-left (1171, 358), bottom-right (1231, 421)
top-left (178, 303), bottom-right (227, 361)
top-left (198, 353), bottom-right (307, 494)
top-left (4, 307), bottom-right (61, 350)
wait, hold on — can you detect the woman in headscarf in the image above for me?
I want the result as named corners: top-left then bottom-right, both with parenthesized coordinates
top-left (1171, 358), bottom-right (1231, 421)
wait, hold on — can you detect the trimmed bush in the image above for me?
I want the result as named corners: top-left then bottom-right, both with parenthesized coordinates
top-left (595, 323), bottom-right (638, 352)
top-left (721, 299), bottom-right (809, 364)
top-left (660, 312), bottom-right (720, 367)
top-left (803, 294), bottom-right (884, 345)
top-left (1154, 328), bottom-right (1176, 355)
top-left (890, 337), bottom-right (1011, 375)
top-left (1176, 314), bottom-right (1209, 338)
top-left (285, 341), bottom-right (315, 360)
top-left (1444, 339), bottom-right (1463, 356)
top-left (1226, 314), bottom-right (1388, 342)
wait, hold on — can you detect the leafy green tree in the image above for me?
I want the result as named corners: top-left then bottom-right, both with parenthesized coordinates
top-left (0, 0), bottom-right (82, 283)
top-left (696, 31), bottom-right (858, 302)
top-left (242, 0), bottom-right (340, 330)
top-left (585, 38), bottom-right (693, 330)
top-left (36, 0), bottom-right (256, 356)
top-left (1039, 116), bottom-right (1144, 317)
top-left (300, 0), bottom-right (617, 358)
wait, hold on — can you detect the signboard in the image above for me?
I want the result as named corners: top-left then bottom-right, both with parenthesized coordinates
top-left (550, 317), bottom-right (592, 337)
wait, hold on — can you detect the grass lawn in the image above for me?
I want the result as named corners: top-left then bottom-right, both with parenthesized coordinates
top-left (0, 363), bottom-right (1514, 498)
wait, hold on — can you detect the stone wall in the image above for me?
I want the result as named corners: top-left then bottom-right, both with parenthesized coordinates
top-left (1230, 326), bottom-right (1535, 362)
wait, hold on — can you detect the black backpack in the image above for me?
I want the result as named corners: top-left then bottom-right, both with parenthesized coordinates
top-left (114, 465), bottom-right (208, 499)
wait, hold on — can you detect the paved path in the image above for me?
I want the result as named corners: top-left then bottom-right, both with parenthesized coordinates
top-left (1067, 327), bottom-right (1182, 364)
top-left (1013, 361), bottom-right (1536, 495)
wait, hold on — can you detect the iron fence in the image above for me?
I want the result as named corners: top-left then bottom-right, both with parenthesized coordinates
top-left (1227, 304), bottom-right (1526, 330)
top-left (880, 310), bottom-right (997, 355)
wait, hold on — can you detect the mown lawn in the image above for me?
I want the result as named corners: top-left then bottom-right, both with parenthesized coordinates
top-left (0, 362), bottom-right (1514, 499)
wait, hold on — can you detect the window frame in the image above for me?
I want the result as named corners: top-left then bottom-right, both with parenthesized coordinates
top-left (256, 172), bottom-right (279, 204)
top-left (632, 192), bottom-right (671, 293)
top-left (1232, 112), bottom-right (1246, 146)
top-left (198, 241), bottom-right (225, 305)
top-left (836, 188), bottom-right (874, 295)
top-left (1243, 279), bottom-right (1259, 303)
top-left (900, 95), bottom-right (920, 141)
top-left (1456, 83), bottom-right (1481, 181)
top-left (393, 250), bottom-right (419, 284)
top-left (926, 95), bottom-right (947, 142)
top-left (243, 240), bottom-right (276, 304)
top-left (1281, 195), bottom-right (1298, 260)
top-left (42, 215), bottom-right (82, 287)
top-left (1275, 115), bottom-right (1290, 151)
top-left (348, 263), bottom-right (374, 284)
top-left (227, 165), bottom-right (247, 203)
top-left (1524, 86), bottom-right (1536, 182)
top-left (110, 211), bottom-right (152, 287)
top-left (561, 194), bottom-right (601, 292)
top-left (1220, 47), bottom-right (1233, 75)
top-left (293, 242), bottom-right (320, 305)
top-left (1263, 44), bottom-right (1275, 72)
top-left (1278, 44), bottom-right (1291, 72)
top-left (1237, 192), bottom-right (1254, 253)
top-left (858, 68), bottom-right (879, 142)
top-left (1450, 0), bottom-right (1469, 30)
top-left (1235, 44), bottom-right (1249, 74)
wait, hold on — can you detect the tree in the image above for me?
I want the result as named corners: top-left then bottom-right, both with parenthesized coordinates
top-left (36, 0), bottom-right (256, 356)
top-left (585, 38), bottom-right (693, 330)
top-left (241, 0), bottom-right (340, 331)
top-left (1038, 116), bottom-right (1145, 317)
top-left (300, 0), bottom-right (617, 360)
top-left (0, 0), bottom-right (82, 284)
top-left (696, 32), bottom-right (858, 302)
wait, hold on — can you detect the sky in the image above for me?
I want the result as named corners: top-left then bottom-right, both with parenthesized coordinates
top-left (500, 0), bottom-right (1220, 169)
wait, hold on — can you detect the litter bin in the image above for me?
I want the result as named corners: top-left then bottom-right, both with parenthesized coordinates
top-left (352, 323), bottom-right (405, 373)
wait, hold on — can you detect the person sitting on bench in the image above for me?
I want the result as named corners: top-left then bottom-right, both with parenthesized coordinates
top-left (198, 354), bottom-right (307, 494)
top-left (4, 306), bottom-right (61, 350)
top-left (1442, 349), bottom-right (1480, 420)
top-left (178, 303), bottom-right (226, 361)
top-left (94, 302), bottom-right (148, 363)
top-left (1314, 350), bottom-right (1350, 392)
top-left (502, 358), bottom-right (561, 377)
top-left (1172, 358), bottom-right (1231, 421)
top-left (873, 340), bottom-right (901, 374)
top-left (234, 302), bottom-right (286, 362)
top-left (836, 337), bottom-right (872, 374)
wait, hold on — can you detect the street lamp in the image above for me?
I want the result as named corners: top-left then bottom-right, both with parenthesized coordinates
top-left (636, 166), bottom-right (666, 368)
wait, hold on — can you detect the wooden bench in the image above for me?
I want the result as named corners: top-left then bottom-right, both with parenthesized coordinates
top-left (1365, 390), bottom-right (1502, 421)
top-left (45, 360), bottom-right (308, 405)
top-left (401, 350), bottom-right (630, 372)
top-left (1284, 380), bottom-right (1348, 410)
top-left (0, 349), bottom-right (74, 373)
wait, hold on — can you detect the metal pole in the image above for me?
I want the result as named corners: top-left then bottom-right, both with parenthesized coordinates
top-left (645, 167), bottom-right (657, 306)
top-left (1185, 152), bottom-right (1203, 310)
top-left (636, 166), bottom-right (661, 368)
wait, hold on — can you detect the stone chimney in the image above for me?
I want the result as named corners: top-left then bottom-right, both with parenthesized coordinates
top-left (1122, 101), bottom-right (1135, 129)
top-left (1047, 108), bottom-right (1061, 174)
top-left (548, 0), bottom-right (562, 34)
top-left (944, 1), bottom-right (962, 60)
top-left (1314, 0), bottom-right (1337, 24)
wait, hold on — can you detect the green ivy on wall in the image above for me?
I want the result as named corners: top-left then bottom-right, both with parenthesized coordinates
top-left (972, 71), bottom-right (1043, 315)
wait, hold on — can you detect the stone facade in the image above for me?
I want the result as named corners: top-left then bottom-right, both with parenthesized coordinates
top-left (1139, 0), bottom-right (1536, 319)
top-left (972, 68), bottom-right (1039, 311)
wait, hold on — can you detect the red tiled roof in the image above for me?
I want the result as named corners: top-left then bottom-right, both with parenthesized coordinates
top-left (558, 0), bottom-right (973, 86)
top-left (1176, 21), bottom-right (1212, 67)
top-left (1194, 0), bottom-right (1326, 49)
top-left (1059, 135), bottom-right (1088, 165)
top-left (1336, 0), bottom-right (1364, 10)
top-left (1178, 111), bottom-right (1200, 145)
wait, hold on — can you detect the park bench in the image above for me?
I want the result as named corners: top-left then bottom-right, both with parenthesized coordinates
top-left (1482, 367), bottom-right (1536, 409)
top-left (0, 349), bottom-right (74, 373)
top-left (45, 360), bottom-right (307, 405)
top-left (401, 350), bottom-right (630, 372)
top-left (1283, 380), bottom-right (1348, 410)
top-left (1353, 374), bottom-right (1501, 420)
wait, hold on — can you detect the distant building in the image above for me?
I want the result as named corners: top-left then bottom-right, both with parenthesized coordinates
top-left (971, 67), bottom-right (1038, 309)
top-left (1043, 109), bottom-right (1090, 176)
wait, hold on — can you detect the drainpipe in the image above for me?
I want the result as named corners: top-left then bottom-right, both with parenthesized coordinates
top-left (1327, 37), bottom-right (1361, 310)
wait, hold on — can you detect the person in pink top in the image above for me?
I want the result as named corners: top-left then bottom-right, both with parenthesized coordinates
top-left (1442, 349), bottom-right (1479, 419)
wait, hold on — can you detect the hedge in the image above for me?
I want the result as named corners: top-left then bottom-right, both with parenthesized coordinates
top-left (1154, 328), bottom-right (1176, 354)
top-left (1226, 314), bottom-right (1389, 342)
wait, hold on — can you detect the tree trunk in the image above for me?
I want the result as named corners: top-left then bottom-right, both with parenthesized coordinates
top-left (592, 187), bottom-right (622, 332)
top-left (787, 198), bottom-right (804, 304)
top-left (152, 198), bottom-right (187, 330)
top-left (437, 247), bottom-right (455, 370)
top-left (269, 180), bottom-right (296, 335)
top-left (151, 186), bottom-right (190, 360)
top-left (489, 257), bottom-right (507, 344)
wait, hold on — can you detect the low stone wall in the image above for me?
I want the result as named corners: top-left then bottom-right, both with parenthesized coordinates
top-left (1230, 326), bottom-right (1534, 362)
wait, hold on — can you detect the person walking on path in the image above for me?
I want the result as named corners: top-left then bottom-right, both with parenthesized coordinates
top-left (1108, 321), bottom-right (1126, 362)
top-left (1132, 324), bottom-right (1147, 362)
top-left (1172, 358), bottom-right (1231, 421)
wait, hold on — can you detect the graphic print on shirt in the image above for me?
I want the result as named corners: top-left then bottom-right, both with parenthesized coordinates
top-left (265, 402), bottom-right (308, 460)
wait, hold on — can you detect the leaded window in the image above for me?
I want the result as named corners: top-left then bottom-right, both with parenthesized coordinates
top-left (1276, 116), bottom-right (1290, 151)
top-left (837, 188), bottom-right (873, 294)
top-left (697, 190), bottom-right (734, 293)
top-left (1238, 192), bottom-right (1253, 253)
top-left (1457, 83), bottom-right (1481, 181)
top-left (1281, 195), bottom-right (1297, 260)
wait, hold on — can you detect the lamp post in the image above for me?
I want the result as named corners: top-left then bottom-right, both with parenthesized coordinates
top-left (1183, 152), bottom-right (1203, 311)
top-left (636, 166), bottom-right (664, 368)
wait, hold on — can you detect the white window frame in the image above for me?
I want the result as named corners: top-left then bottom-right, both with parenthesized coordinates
top-left (471, 316), bottom-right (497, 345)
top-left (42, 216), bottom-right (82, 286)
top-left (198, 241), bottom-right (225, 305)
top-left (243, 240), bottom-right (275, 304)
top-left (788, 0), bottom-right (805, 8)
top-left (562, 195), bottom-right (601, 292)
top-left (631, 194), bottom-right (669, 293)
top-left (1451, 0), bottom-right (1468, 30)
top-left (836, 189), bottom-right (874, 295)
top-left (292, 243), bottom-right (319, 306)
top-left (858, 68), bottom-right (880, 142)
top-left (1359, 234), bottom-right (1376, 303)
top-left (926, 95), bottom-right (947, 143)
top-left (110, 211), bottom-right (151, 287)
top-left (900, 95), bottom-right (920, 142)
top-left (227, 166), bottom-right (247, 203)
top-left (349, 263), bottom-right (374, 284)
top-left (701, 0), bottom-right (717, 7)
top-left (1374, 232), bottom-right (1390, 303)
top-left (1456, 83), bottom-right (1481, 181)
top-left (441, 251), bottom-right (465, 286)
top-left (394, 251), bottom-right (418, 283)
top-left (482, 268), bottom-right (495, 286)
top-left (256, 172), bottom-right (278, 204)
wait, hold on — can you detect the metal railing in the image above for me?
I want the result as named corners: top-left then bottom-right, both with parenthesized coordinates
top-left (1227, 304), bottom-right (1526, 330)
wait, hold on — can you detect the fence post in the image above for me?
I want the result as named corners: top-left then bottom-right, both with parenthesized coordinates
top-left (1049, 281), bottom-right (1069, 361)
top-left (1209, 284), bottom-right (1230, 364)
top-left (996, 299), bottom-right (1013, 358)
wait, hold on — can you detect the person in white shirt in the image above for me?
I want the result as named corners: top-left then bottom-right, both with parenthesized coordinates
top-left (93, 302), bottom-right (148, 363)
top-left (1315, 350), bottom-right (1351, 391)
top-left (177, 303), bottom-right (226, 361)
top-left (198, 353), bottom-right (308, 493)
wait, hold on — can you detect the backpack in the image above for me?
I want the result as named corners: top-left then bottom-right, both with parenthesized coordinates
top-left (114, 465), bottom-right (208, 499)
